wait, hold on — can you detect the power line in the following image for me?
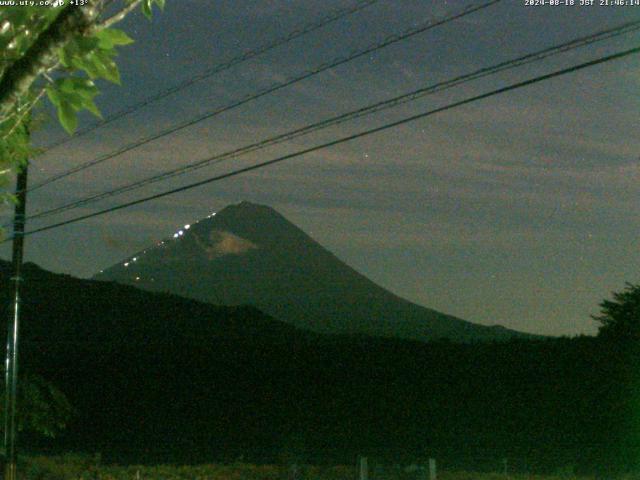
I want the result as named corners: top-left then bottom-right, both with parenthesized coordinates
top-left (25, 19), bottom-right (640, 222)
top-left (10, 44), bottom-right (640, 241)
top-left (25, 0), bottom-right (502, 193)
top-left (35, 0), bottom-right (382, 154)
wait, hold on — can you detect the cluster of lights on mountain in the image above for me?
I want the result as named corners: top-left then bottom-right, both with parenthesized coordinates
top-left (120, 212), bottom-right (217, 269)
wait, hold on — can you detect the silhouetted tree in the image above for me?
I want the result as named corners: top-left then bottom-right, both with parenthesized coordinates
top-left (593, 283), bottom-right (640, 341)
top-left (0, 374), bottom-right (73, 439)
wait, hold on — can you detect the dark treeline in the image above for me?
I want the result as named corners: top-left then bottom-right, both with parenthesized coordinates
top-left (1, 262), bottom-right (638, 475)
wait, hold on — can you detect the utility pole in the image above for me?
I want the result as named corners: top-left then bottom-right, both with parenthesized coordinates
top-left (3, 160), bottom-right (28, 480)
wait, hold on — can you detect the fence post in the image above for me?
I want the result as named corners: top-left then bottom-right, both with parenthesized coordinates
top-left (420, 464), bottom-right (428, 480)
top-left (289, 462), bottom-right (300, 480)
top-left (428, 458), bottom-right (436, 480)
top-left (358, 456), bottom-right (368, 480)
top-left (502, 458), bottom-right (508, 476)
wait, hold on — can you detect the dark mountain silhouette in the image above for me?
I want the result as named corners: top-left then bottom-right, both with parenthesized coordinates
top-left (94, 201), bottom-right (533, 342)
top-left (0, 260), bottom-right (301, 346)
top-left (0, 261), bottom-right (636, 474)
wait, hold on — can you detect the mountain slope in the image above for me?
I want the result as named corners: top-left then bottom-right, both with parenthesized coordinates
top-left (94, 201), bottom-right (532, 342)
top-left (0, 261), bottom-right (626, 472)
top-left (0, 260), bottom-right (300, 346)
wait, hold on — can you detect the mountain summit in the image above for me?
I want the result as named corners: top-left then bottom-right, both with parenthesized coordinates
top-left (94, 201), bottom-right (532, 342)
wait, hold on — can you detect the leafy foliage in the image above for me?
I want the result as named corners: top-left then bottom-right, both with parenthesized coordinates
top-left (592, 283), bottom-right (640, 341)
top-left (0, 0), bottom-right (165, 205)
top-left (0, 374), bottom-right (73, 438)
top-left (0, 7), bottom-right (133, 135)
top-left (0, 6), bottom-right (61, 65)
top-left (142, 0), bottom-right (165, 19)
top-left (23, 453), bottom-right (101, 480)
top-left (46, 76), bottom-right (101, 133)
top-left (0, 116), bottom-right (29, 203)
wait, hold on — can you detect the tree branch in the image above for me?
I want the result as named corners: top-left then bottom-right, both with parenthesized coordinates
top-left (97, 0), bottom-right (143, 29)
top-left (2, 87), bottom-right (46, 140)
top-left (0, 1), bottom-right (106, 120)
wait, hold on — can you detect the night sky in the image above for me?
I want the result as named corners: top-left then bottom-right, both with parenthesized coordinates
top-left (1, 0), bottom-right (639, 336)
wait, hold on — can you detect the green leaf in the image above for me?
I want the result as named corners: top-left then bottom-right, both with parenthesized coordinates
top-left (49, 78), bottom-right (102, 120)
top-left (95, 28), bottom-right (134, 49)
top-left (49, 85), bottom-right (82, 110)
top-left (57, 101), bottom-right (78, 134)
top-left (1, 193), bottom-right (18, 207)
top-left (141, 0), bottom-right (153, 19)
top-left (70, 54), bottom-right (101, 79)
top-left (92, 50), bottom-right (120, 84)
top-left (71, 48), bottom-right (119, 83)
top-left (62, 91), bottom-right (86, 110)
top-left (83, 98), bottom-right (102, 119)
top-left (58, 45), bottom-right (73, 68)
top-left (55, 77), bottom-right (98, 101)
top-left (74, 36), bottom-right (100, 55)
top-left (58, 36), bottom-right (99, 69)
top-left (45, 85), bottom-right (63, 108)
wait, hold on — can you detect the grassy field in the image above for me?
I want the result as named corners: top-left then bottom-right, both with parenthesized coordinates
top-left (17, 455), bottom-right (610, 480)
